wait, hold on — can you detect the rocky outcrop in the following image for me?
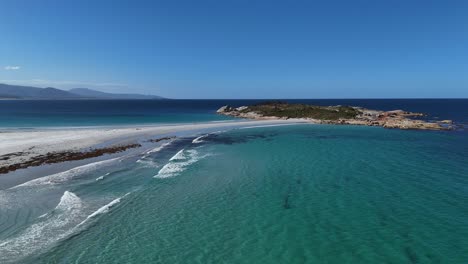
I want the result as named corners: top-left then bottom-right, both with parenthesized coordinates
top-left (216, 104), bottom-right (453, 131)
top-left (216, 105), bottom-right (233, 113)
top-left (0, 143), bottom-right (142, 174)
top-left (217, 105), bottom-right (281, 120)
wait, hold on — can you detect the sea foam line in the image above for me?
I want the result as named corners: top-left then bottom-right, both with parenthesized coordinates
top-left (169, 149), bottom-right (186, 161)
top-left (240, 123), bottom-right (299, 129)
top-left (155, 149), bottom-right (210, 178)
top-left (192, 134), bottom-right (208, 144)
top-left (136, 159), bottom-right (159, 168)
top-left (137, 141), bottom-right (173, 162)
top-left (95, 172), bottom-right (110, 181)
top-left (77, 192), bottom-right (130, 227)
top-left (12, 157), bottom-right (121, 189)
top-left (146, 141), bottom-right (172, 154)
top-left (0, 191), bottom-right (83, 263)
top-left (0, 191), bottom-right (132, 263)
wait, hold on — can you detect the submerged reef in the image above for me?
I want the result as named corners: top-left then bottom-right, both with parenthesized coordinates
top-left (0, 143), bottom-right (141, 174)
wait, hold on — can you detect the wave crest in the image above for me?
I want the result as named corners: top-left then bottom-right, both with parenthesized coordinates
top-left (13, 157), bottom-right (120, 188)
top-left (0, 191), bottom-right (83, 263)
top-left (192, 134), bottom-right (208, 144)
top-left (155, 149), bottom-right (209, 178)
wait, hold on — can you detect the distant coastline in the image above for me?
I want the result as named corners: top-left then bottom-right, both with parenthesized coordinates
top-left (0, 83), bottom-right (165, 100)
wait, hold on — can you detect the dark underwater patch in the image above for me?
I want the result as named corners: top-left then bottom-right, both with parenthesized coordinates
top-left (404, 246), bottom-right (419, 264)
top-left (201, 132), bottom-right (277, 145)
top-left (283, 185), bottom-right (293, 209)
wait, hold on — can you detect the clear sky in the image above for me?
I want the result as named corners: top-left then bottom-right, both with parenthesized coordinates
top-left (1, 0), bottom-right (467, 98)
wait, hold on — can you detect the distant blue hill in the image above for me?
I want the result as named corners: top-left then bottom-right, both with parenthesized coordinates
top-left (0, 84), bottom-right (80, 99)
top-left (0, 83), bottom-right (165, 99)
top-left (69, 88), bottom-right (164, 100)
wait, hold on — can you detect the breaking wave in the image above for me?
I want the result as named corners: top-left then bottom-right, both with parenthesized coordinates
top-left (0, 191), bottom-right (132, 263)
top-left (95, 172), bottom-right (110, 182)
top-left (146, 141), bottom-right (172, 154)
top-left (136, 159), bottom-right (159, 168)
top-left (192, 134), bottom-right (208, 144)
top-left (0, 191), bottom-right (83, 263)
top-left (55, 191), bottom-right (83, 211)
top-left (155, 149), bottom-right (209, 178)
top-left (169, 149), bottom-right (186, 161)
top-left (13, 157), bottom-right (121, 188)
top-left (77, 193), bottom-right (130, 227)
top-left (137, 141), bottom-right (173, 164)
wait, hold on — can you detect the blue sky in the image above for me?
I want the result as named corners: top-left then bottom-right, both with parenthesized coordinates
top-left (1, 0), bottom-right (467, 98)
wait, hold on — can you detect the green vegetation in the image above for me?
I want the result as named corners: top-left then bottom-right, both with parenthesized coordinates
top-left (244, 101), bottom-right (360, 120)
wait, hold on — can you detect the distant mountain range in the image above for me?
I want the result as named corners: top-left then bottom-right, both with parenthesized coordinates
top-left (0, 83), bottom-right (165, 100)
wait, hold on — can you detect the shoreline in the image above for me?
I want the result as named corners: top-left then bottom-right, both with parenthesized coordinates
top-left (0, 118), bottom-right (242, 132)
top-left (0, 119), bottom-right (306, 176)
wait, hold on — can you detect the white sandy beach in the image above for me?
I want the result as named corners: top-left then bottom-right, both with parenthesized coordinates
top-left (0, 119), bottom-right (305, 169)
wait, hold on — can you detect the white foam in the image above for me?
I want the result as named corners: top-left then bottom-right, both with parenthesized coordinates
top-left (95, 176), bottom-right (104, 181)
top-left (55, 191), bottom-right (83, 211)
top-left (146, 141), bottom-right (172, 154)
top-left (136, 159), bottom-right (159, 168)
top-left (157, 163), bottom-right (188, 177)
top-left (169, 149), bottom-right (186, 161)
top-left (95, 172), bottom-right (110, 181)
top-left (192, 134), bottom-right (208, 144)
top-left (0, 191), bottom-right (83, 263)
top-left (77, 193), bottom-right (130, 227)
top-left (34, 191), bottom-right (81, 219)
top-left (13, 157), bottom-right (120, 188)
top-left (138, 141), bottom-right (173, 162)
top-left (155, 149), bottom-right (210, 178)
top-left (38, 213), bottom-right (48, 219)
top-left (137, 142), bottom-right (174, 166)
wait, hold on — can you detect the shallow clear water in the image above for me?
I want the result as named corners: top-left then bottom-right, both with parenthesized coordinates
top-left (1, 124), bottom-right (467, 263)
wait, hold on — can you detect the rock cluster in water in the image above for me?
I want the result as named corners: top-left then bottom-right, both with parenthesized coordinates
top-left (0, 143), bottom-right (142, 174)
top-left (217, 103), bottom-right (453, 131)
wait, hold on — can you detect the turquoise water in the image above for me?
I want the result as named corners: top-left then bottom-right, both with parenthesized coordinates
top-left (1, 124), bottom-right (467, 263)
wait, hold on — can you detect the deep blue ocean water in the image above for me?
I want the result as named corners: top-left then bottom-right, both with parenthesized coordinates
top-left (1, 99), bottom-right (467, 128)
top-left (0, 99), bottom-right (467, 263)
